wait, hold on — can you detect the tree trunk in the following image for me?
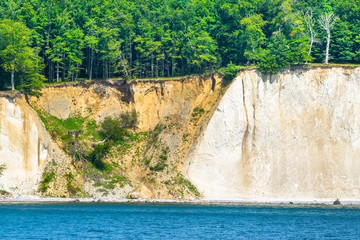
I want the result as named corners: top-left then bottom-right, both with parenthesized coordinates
top-left (325, 30), bottom-right (330, 64)
top-left (56, 61), bottom-right (60, 82)
top-left (89, 48), bottom-right (93, 80)
top-left (48, 60), bottom-right (53, 82)
top-left (306, 39), bottom-right (314, 63)
top-left (62, 57), bottom-right (65, 82)
top-left (129, 36), bottom-right (132, 77)
top-left (162, 49), bottom-right (165, 76)
top-left (11, 68), bottom-right (15, 90)
top-left (172, 48), bottom-right (175, 77)
top-left (151, 53), bottom-right (154, 78)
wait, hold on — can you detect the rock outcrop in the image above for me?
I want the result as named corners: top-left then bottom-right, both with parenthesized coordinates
top-left (186, 66), bottom-right (360, 201)
top-left (0, 93), bottom-right (68, 195)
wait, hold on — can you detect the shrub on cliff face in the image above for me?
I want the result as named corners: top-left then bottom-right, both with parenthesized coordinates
top-left (89, 141), bottom-right (113, 171)
top-left (0, 164), bottom-right (6, 177)
top-left (65, 172), bottom-right (81, 196)
top-left (99, 111), bottom-right (138, 142)
top-left (87, 111), bottom-right (139, 171)
top-left (39, 171), bottom-right (55, 193)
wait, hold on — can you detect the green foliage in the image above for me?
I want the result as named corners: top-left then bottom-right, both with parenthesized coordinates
top-left (111, 175), bottom-right (127, 187)
top-left (89, 142), bottom-right (113, 171)
top-left (65, 172), bottom-right (80, 196)
top-left (150, 162), bottom-right (167, 172)
top-left (258, 33), bottom-right (291, 75)
top-left (240, 14), bottom-right (267, 63)
top-left (173, 174), bottom-right (201, 197)
top-left (150, 147), bottom-right (169, 172)
top-left (331, 20), bottom-right (356, 63)
top-left (0, 190), bottom-right (9, 196)
top-left (164, 173), bottom-right (201, 198)
top-left (39, 172), bottom-right (55, 193)
top-left (220, 62), bottom-right (241, 85)
top-left (192, 107), bottom-right (205, 117)
top-left (258, 31), bottom-right (309, 75)
top-left (99, 111), bottom-right (138, 142)
top-left (147, 124), bottom-right (164, 146)
top-left (0, 0), bottom-right (358, 86)
top-left (91, 111), bottom-right (138, 171)
top-left (0, 19), bottom-right (44, 91)
top-left (63, 117), bottom-right (85, 130)
top-left (0, 164), bottom-right (6, 177)
top-left (34, 107), bottom-right (87, 143)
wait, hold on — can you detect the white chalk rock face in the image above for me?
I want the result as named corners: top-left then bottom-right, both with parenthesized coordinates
top-left (186, 67), bottom-right (360, 201)
top-left (0, 96), bottom-right (59, 195)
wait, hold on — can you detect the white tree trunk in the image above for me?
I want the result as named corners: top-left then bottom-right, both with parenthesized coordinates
top-left (318, 12), bottom-right (338, 65)
top-left (325, 31), bottom-right (330, 64)
top-left (308, 39), bottom-right (314, 56)
top-left (11, 69), bottom-right (14, 90)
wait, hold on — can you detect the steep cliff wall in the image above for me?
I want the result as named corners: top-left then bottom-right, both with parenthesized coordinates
top-left (0, 93), bottom-right (69, 195)
top-left (4, 67), bottom-right (360, 201)
top-left (34, 76), bottom-right (219, 131)
top-left (24, 75), bottom-right (223, 199)
top-left (186, 66), bottom-right (360, 201)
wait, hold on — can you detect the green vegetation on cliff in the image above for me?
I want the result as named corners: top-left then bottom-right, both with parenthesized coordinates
top-left (33, 99), bottom-right (202, 199)
top-left (0, 0), bottom-right (360, 90)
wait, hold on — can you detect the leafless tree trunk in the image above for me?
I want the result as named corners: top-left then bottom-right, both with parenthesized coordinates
top-left (304, 9), bottom-right (317, 62)
top-left (318, 12), bottom-right (338, 64)
top-left (11, 68), bottom-right (15, 90)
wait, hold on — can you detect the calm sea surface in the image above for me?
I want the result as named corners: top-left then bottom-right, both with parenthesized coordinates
top-left (0, 203), bottom-right (359, 239)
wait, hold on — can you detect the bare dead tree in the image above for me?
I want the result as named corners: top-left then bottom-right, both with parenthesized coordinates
top-left (303, 9), bottom-right (317, 62)
top-left (318, 12), bottom-right (338, 64)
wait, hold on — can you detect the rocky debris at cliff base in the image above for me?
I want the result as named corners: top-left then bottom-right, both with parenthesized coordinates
top-left (129, 192), bottom-right (145, 199)
top-left (0, 195), bottom-right (99, 202)
top-left (0, 195), bottom-right (360, 206)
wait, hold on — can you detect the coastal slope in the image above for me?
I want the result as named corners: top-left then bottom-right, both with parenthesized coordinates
top-left (0, 93), bottom-right (69, 195)
top-left (0, 75), bottom-right (223, 199)
top-left (186, 66), bottom-right (360, 201)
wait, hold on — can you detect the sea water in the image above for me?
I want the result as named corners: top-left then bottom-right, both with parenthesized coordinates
top-left (0, 203), bottom-right (359, 239)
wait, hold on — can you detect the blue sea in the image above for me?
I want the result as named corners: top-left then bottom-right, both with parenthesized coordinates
top-left (0, 203), bottom-right (359, 239)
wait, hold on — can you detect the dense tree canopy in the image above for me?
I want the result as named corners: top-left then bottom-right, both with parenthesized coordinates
top-left (0, 0), bottom-right (359, 90)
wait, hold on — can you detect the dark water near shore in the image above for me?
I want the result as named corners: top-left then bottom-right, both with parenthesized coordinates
top-left (1, 203), bottom-right (359, 239)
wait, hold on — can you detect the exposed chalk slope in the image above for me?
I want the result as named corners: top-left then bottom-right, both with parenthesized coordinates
top-left (0, 94), bottom-right (68, 195)
top-left (186, 67), bottom-right (360, 201)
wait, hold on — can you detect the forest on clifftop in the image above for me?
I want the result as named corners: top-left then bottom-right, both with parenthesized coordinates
top-left (0, 0), bottom-right (359, 90)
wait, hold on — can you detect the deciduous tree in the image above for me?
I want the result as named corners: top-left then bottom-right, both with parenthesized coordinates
top-left (0, 19), bottom-right (43, 90)
top-left (318, 12), bottom-right (338, 64)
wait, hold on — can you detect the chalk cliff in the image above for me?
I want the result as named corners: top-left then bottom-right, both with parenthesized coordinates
top-left (0, 93), bottom-right (68, 195)
top-left (2, 66), bottom-right (360, 201)
top-left (185, 66), bottom-right (360, 201)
